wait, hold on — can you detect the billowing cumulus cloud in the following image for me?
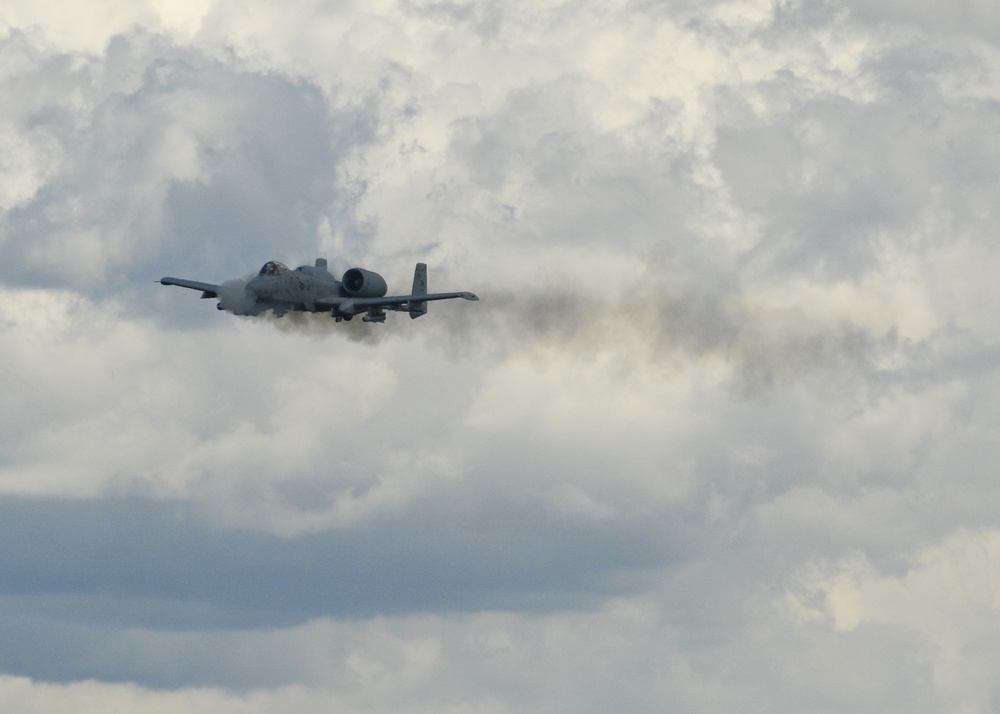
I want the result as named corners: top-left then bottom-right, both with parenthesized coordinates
top-left (2, 0), bottom-right (1000, 711)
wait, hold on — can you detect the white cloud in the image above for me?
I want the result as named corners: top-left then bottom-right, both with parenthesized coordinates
top-left (2, 0), bottom-right (1000, 711)
top-left (0, 126), bottom-right (62, 212)
top-left (847, 0), bottom-right (1000, 44)
top-left (786, 530), bottom-right (1000, 711)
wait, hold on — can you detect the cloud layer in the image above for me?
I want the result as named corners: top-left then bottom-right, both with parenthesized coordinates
top-left (3, 0), bottom-right (1000, 711)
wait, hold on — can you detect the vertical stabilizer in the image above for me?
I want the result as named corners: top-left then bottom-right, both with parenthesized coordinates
top-left (409, 262), bottom-right (428, 318)
top-left (315, 258), bottom-right (328, 270)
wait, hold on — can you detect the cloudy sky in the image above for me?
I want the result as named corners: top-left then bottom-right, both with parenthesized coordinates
top-left (2, 0), bottom-right (1000, 711)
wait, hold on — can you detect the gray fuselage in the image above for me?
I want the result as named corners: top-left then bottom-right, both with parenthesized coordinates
top-left (244, 261), bottom-right (338, 314)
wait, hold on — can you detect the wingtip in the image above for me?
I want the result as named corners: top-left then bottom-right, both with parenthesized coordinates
top-left (463, 292), bottom-right (480, 301)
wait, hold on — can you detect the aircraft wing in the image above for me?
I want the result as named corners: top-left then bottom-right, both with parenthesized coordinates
top-left (316, 291), bottom-right (478, 310)
top-left (159, 277), bottom-right (222, 299)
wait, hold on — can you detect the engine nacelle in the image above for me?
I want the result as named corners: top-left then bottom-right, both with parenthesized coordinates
top-left (341, 268), bottom-right (388, 297)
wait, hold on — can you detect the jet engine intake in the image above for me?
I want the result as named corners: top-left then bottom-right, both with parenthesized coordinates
top-left (342, 268), bottom-right (388, 297)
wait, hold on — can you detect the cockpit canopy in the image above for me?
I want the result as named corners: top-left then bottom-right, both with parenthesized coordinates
top-left (258, 261), bottom-right (289, 276)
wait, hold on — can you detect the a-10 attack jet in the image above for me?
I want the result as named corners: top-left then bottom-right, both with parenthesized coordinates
top-left (160, 258), bottom-right (479, 322)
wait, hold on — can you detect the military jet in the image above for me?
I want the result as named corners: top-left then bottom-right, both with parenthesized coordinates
top-left (160, 258), bottom-right (478, 322)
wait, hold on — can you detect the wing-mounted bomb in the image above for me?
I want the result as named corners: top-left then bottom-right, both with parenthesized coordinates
top-left (341, 268), bottom-right (388, 297)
